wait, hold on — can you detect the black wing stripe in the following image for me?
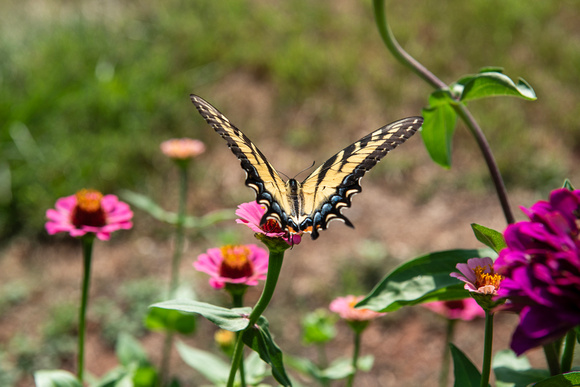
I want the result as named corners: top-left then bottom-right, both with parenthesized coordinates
top-left (190, 94), bottom-right (292, 229)
top-left (300, 117), bottom-right (423, 239)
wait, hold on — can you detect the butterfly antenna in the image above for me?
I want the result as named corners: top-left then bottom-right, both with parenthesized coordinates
top-left (293, 160), bottom-right (316, 180)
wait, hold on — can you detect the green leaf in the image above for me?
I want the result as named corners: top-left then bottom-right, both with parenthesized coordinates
top-left (449, 343), bottom-right (484, 387)
top-left (493, 349), bottom-right (549, 387)
top-left (563, 179), bottom-right (575, 191)
top-left (92, 367), bottom-right (133, 387)
top-left (534, 372), bottom-right (580, 387)
top-left (421, 91), bottom-right (458, 168)
top-left (321, 356), bottom-right (374, 379)
top-left (242, 316), bottom-right (292, 386)
top-left (357, 249), bottom-right (495, 312)
top-left (120, 190), bottom-right (234, 228)
top-left (34, 370), bottom-right (83, 387)
top-left (145, 307), bottom-right (197, 335)
top-left (150, 300), bottom-right (250, 332)
top-left (301, 309), bottom-right (337, 345)
top-left (458, 72), bottom-right (536, 101)
top-left (243, 352), bottom-right (269, 385)
top-left (471, 223), bottom-right (507, 253)
top-left (176, 341), bottom-right (230, 384)
top-left (116, 332), bottom-right (150, 367)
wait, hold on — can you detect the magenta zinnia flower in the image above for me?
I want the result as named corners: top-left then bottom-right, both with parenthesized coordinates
top-left (422, 299), bottom-right (485, 321)
top-left (194, 244), bottom-right (269, 289)
top-left (160, 138), bottom-right (206, 160)
top-left (329, 295), bottom-right (386, 322)
top-left (495, 188), bottom-right (580, 355)
top-left (235, 201), bottom-right (301, 245)
top-left (45, 189), bottom-right (133, 241)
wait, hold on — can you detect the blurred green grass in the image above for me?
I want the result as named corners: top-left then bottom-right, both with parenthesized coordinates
top-left (1, 0), bottom-right (579, 240)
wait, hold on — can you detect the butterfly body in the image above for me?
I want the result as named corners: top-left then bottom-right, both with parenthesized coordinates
top-left (191, 94), bottom-right (423, 240)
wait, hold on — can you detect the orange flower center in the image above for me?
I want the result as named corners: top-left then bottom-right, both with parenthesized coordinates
top-left (474, 264), bottom-right (503, 294)
top-left (71, 189), bottom-right (106, 227)
top-left (219, 245), bottom-right (254, 279)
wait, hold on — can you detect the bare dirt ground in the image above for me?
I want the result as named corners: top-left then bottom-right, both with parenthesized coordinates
top-left (0, 184), bottom-right (550, 386)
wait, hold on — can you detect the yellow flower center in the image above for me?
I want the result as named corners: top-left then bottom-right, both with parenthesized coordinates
top-left (71, 189), bottom-right (106, 227)
top-left (219, 245), bottom-right (254, 279)
top-left (474, 264), bottom-right (503, 294)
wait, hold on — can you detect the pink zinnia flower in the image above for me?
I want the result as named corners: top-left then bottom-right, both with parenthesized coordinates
top-left (450, 257), bottom-right (503, 296)
top-left (45, 189), bottom-right (133, 241)
top-left (194, 244), bottom-right (269, 289)
top-left (235, 201), bottom-right (301, 245)
top-left (422, 299), bottom-right (485, 321)
top-left (160, 138), bottom-right (206, 160)
top-left (329, 295), bottom-right (386, 322)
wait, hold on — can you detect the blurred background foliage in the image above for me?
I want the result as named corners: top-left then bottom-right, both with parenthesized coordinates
top-left (1, 1), bottom-right (580, 385)
top-left (1, 0), bottom-right (579, 239)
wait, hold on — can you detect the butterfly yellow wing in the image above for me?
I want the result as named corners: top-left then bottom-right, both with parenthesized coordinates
top-left (298, 117), bottom-right (423, 239)
top-left (191, 94), bottom-right (423, 240)
top-left (190, 94), bottom-right (294, 227)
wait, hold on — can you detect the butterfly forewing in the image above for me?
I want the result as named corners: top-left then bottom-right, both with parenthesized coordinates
top-left (190, 95), bottom-right (292, 226)
top-left (299, 117), bottom-right (423, 238)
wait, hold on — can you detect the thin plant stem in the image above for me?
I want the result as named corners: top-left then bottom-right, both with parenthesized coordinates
top-left (77, 235), bottom-right (95, 382)
top-left (232, 291), bottom-right (247, 387)
top-left (439, 319), bottom-right (456, 387)
top-left (372, 0), bottom-right (515, 225)
top-left (480, 311), bottom-right (494, 387)
top-left (168, 164), bottom-right (189, 295)
top-left (543, 342), bottom-right (561, 376)
top-left (561, 329), bottom-right (577, 373)
top-left (160, 164), bottom-right (189, 386)
top-left (226, 249), bottom-right (285, 387)
top-left (346, 331), bottom-right (362, 387)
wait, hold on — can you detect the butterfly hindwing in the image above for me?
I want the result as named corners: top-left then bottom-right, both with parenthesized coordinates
top-left (190, 94), bottom-right (293, 227)
top-left (299, 117), bottom-right (423, 239)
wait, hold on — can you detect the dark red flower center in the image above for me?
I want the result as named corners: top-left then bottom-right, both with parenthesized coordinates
top-left (262, 219), bottom-right (284, 233)
top-left (219, 245), bottom-right (254, 279)
top-left (71, 189), bottom-right (106, 228)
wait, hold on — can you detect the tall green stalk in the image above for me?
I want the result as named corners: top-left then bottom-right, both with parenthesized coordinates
top-left (439, 319), bottom-right (456, 387)
top-left (77, 234), bottom-right (95, 382)
top-left (346, 331), bottom-right (362, 387)
top-left (226, 248), bottom-right (286, 387)
top-left (561, 329), bottom-right (577, 373)
top-left (160, 164), bottom-right (189, 386)
top-left (231, 289), bottom-right (247, 387)
top-left (480, 311), bottom-right (494, 387)
top-left (372, 0), bottom-right (514, 225)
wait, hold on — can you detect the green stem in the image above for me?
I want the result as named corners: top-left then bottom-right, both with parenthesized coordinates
top-left (160, 164), bottom-right (189, 387)
top-left (168, 164), bottom-right (188, 296)
top-left (77, 235), bottom-right (95, 382)
top-left (561, 329), bottom-right (577, 373)
top-left (346, 331), bottom-right (362, 387)
top-left (439, 319), bottom-right (456, 387)
top-left (226, 249), bottom-right (285, 387)
top-left (372, 0), bottom-right (515, 225)
top-left (543, 342), bottom-right (561, 376)
top-left (232, 291), bottom-right (247, 387)
top-left (480, 311), bottom-right (494, 387)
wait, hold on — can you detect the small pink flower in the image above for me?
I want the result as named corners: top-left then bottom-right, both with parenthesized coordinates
top-left (450, 257), bottom-right (503, 295)
top-left (329, 295), bottom-right (386, 322)
top-left (45, 189), bottom-right (133, 241)
top-left (160, 138), bottom-right (206, 160)
top-left (422, 299), bottom-right (485, 321)
top-left (194, 244), bottom-right (268, 289)
top-left (235, 201), bottom-right (301, 245)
